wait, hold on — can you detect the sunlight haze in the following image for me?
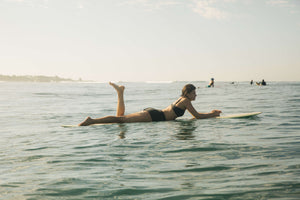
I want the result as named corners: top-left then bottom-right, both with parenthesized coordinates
top-left (1, 0), bottom-right (299, 82)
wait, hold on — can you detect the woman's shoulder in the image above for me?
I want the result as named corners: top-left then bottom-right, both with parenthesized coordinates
top-left (178, 97), bottom-right (191, 104)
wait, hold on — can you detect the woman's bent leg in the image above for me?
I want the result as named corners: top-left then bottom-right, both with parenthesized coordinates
top-left (78, 82), bottom-right (152, 126)
top-left (109, 82), bottom-right (125, 116)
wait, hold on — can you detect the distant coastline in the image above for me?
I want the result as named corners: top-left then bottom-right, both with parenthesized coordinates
top-left (0, 74), bottom-right (86, 82)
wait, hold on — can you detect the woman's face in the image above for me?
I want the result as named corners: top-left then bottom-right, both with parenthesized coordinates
top-left (187, 90), bottom-right (197, 101)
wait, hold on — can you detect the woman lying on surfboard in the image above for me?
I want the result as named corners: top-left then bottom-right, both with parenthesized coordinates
top-left (79, 82), bottom-right (221, 126)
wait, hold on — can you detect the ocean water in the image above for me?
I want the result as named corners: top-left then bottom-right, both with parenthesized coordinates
top-left (0, 81), bottom-right (299, 200)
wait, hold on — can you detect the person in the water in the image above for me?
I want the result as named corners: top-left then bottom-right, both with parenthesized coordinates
top-left (79, 82), bottom-right (221, 126)
top-left (208, 78), bottom-right (214, 87)
top-left (256, 79), bottom-right (267, 86)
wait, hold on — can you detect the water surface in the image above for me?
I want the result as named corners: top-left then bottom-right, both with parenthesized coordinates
top-left (1, 81), bottom-right (299, 199)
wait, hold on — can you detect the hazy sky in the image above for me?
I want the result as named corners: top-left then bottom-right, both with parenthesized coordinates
top-left (1, 0), bottom-right (299, 82)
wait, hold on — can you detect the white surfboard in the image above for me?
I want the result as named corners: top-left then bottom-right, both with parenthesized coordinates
top-left (61, 123), bottom-right (116, 128)
top-left (62, 112), bottom-right (262, 127)
top-left (217, 112), bottom-right (262, 119)
top-left (61, 125), bottom-right (80, 128)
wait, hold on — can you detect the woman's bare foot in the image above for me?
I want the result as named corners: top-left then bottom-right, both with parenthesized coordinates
top-left (109, 82), bottom-right (125, 94)
top-left (78, 117), bottom-right (93, 126)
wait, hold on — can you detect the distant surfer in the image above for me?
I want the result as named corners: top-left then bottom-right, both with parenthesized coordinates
top-left (256, 79), bottom-right (267, 86)
top-left (78, 82), bottom-right (221, 126)
top-left (208, 78), bottom-right (214, 88)
top-left (250, 80), bottom-right (253, 85)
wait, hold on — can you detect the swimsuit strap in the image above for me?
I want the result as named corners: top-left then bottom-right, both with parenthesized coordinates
top-left (173, 97), bottom-right (182, 106)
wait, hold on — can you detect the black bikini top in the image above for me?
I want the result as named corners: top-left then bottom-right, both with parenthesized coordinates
top-left (172, 98), bottom-right (185, 117)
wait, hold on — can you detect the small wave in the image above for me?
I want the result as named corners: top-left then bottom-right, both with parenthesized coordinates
top-left (287, 98), bottom-right (300, 102)
top-left (33, 92), bottom-right (59, 96)
top-left (160, 166), bottom-right (232, 173)
top-left (36, 187), bottom-right (90, 197)
top-left (164, 146), bottom-right (224, 153)
top-left (22, 155), bottom-right (45, 162)
top-left (105, 188), bottom-right (175, 197)
top-left (25, 146), bottom-right (48, 151)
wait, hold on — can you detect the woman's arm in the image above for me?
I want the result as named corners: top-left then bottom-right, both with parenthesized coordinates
top-left (194, 110), bottom-right (222, 119)
top-left (185, 100), bottom-right (221, 119)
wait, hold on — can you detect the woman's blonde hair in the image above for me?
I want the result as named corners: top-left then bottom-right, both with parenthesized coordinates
top-left (181, 84), bottom-right (196, 97)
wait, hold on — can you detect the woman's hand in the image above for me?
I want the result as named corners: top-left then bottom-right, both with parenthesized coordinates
top-left (211, 110), bottom-right (222, 117)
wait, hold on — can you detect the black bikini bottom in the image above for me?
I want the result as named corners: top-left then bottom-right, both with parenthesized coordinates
top-left (144, 108), bottom-right (166, 121)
